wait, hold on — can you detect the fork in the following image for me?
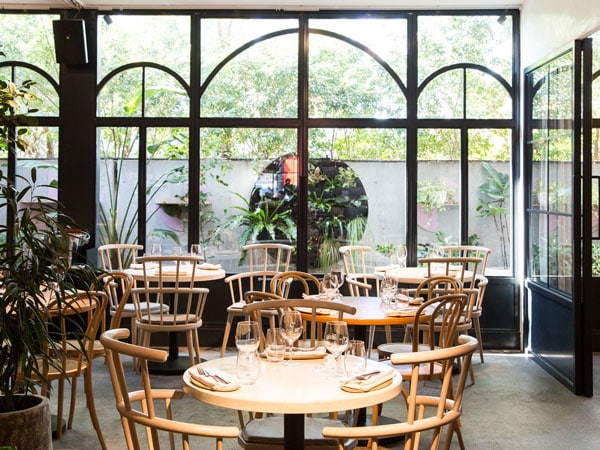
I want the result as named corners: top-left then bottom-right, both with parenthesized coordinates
top-left (204, 367), bottom-right (230, 384)
top-left (353, 370), bottom-right (380, 381)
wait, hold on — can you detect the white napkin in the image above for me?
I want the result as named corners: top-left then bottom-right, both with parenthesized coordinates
top-left (385, 306), bottom-right (421, 317)
top-left (129, 263), bottom-right (144, 270)
top-left (189, 367), bottom-right (240, 391)
top-left (285, 345), bottom-right (327, 360)
top-left (374, 264), bottom-right (398, 272)
top-left (394, 293), bottom-right (424, 305)
top-left (302, 293), bottom-right (329, 300)
top-left (198, 262), bottom-right (222, 270)
top-left (341, 368), bottom-right (396, 392)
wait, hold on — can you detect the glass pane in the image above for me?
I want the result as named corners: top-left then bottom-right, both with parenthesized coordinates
top-left (200, 128), bottom-right (298, 272)
top-left (97, 127), bottom-right (140, 246)
top-left (200, 18), bottom-right (298, 85)
top-left (418, 14), bottom-right (513, 84)
top-left (309, 19), bottom-right (406, 118)
top-left (418, 69), bottom-right (463, 119)
top-left (201, 33), bottom-right (298, 118)
top-left (469, 129), bottom-right (512, 271)
top-left (529, 213), bottom-right (548, 282)
top-left (548, 215), bottom-right (573, 294)
top-left (417, 129), bottom-right (460, 255)
top-left (309, 18), bottom-right (407, 83)
top-left (98, 68), bottom-right (143, 117)
top-left (308, 128), bottom-right (406, 272)
top-left (0, 13), bottom-right (60, 80)
top-left (98, 14), bottom-right (190, 81)
top-left (466, 69), bottom-right (512, 119)
top-left (15, 126), bottom-right (58, 203)
top-left (144, 68), bottom-right (189, 117)
top-left (146, 128), bottom-right (189, 253)
top-left (13, 67), bottom-right (58, 116)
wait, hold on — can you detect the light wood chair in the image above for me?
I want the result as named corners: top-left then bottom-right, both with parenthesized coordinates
top-left (269, 270), bottom-right (321, 298)
top-left (339, 245), bottom-right (392, 356)
top-left (242, 242), bottom-right (294, 272)
top-left (238, 298), bottom-right (357, 450)
top-left (100, 328), bottom-right (240, 450)
top-left (322, 335), bottom-right (478, 450)
top-left (220, 270), bottom-right (280, 357)
top-left (132, 255), bottom-right (208, 367)
top-left (418, 256), bottom-right (481, 289)
top-left (97, 245), bottom-right (169, 355)
top-left (39, 291), bottom-right (108, 448)
top-left (440, 245), bottom-right (491, 277)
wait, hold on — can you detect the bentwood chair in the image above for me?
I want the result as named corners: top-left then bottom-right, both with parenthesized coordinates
top-left (98, 243), bottom-right (144, 272)
top-left (440, 245), bottom-right (491, 277)
top-left (322, 335), bottom-right (478, 450)
top-left (242, 242), bottom-right (294, 272)
top-left (101, 328), bottom-right (240, 450)
top-left (339, 245), bottom-right (392, 356)
top-left (39, 291), bottom-right (108, 447)
top-left (238, 298), bottom-right (357, 450)
top-left (220, 270), bottom-right (280, 357)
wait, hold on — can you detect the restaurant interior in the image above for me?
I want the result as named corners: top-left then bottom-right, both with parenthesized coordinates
top-left (2, 0), bottom-right (600, 448)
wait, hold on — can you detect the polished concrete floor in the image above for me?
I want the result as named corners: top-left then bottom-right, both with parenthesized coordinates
top-left (51, 347), bottom-right (600, 450)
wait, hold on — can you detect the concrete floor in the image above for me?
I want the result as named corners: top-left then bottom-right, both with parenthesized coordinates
top-left (50, 348), bottom-right (600, 450)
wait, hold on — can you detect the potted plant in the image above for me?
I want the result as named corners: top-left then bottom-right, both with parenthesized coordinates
top-left (0, 51), bottom-right (98, 448)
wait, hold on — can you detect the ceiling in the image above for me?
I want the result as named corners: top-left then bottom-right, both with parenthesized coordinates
top-left (3, 0), bottom-right (524, 11)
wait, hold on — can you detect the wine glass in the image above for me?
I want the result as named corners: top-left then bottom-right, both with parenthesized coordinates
top-left (150, 243), bottom-right (162, 256)
top-left (324, 320), bottom-right (349, 379)
top-left (280, 310), bottom-right (303, 366)
top-left (380, 271), bottom-right (398, 305)
top-left (395, 245), bottom-right (407, 268)
top-left (345, 340), bottom-right (367, 378)
top-left (329, 270), bottom-right (345, 300)
top-left (235, 321), bottom-right (260, 354)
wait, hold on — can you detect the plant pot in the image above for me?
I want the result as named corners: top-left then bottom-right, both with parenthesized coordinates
top-left (0, 395), bottom-right (52, 450)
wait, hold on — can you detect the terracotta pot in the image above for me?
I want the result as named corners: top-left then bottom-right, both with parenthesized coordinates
top-left (0, 395), bottom-right (52, 450)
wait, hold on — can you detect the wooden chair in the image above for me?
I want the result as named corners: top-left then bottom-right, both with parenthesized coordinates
top-left (132, 255), bottom-right (208, 367)
top-left (238, 298), bottom-right (357, 450)
top-left (269, 270), bottom-right (321, 298)
top-left (242, 242), bottom-right (294, 272)
top-left (418, 256), bottom-right (481, 289)
top-left (322, 335), bottom-right (478, 450)
top-left (440, 245), bottom-right (491, 277)
top-left (220, 270), bottom-right (280, 357)
top-left (470, 275), bottom-right (489, 363)
top-left (39, 291), bottom-right (108, 447)
top-left (339, 245), bottom-right (392, 356)
top-left (100, 328), bottom-right (240, 450)
top-left (98, 243), bottom-right (144, 272)
top-left (98, 245), bottom-right (169, 354)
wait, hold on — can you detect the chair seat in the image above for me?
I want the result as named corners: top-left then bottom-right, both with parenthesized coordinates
top-left (140, 314), bottom-right (203, 326)
top-left (377, 342), bottom-right (430, 360)
top-left (239, 416), bottom-right (356, 450)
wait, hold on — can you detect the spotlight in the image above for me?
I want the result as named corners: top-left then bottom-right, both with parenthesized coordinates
top-left (103, 15), bottom-right (112, 25)
top-left (497, 15), bottom-right (506, 24)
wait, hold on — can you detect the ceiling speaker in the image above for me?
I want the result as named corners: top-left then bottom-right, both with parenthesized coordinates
top-left (53, 19), bottom-right (88, 65)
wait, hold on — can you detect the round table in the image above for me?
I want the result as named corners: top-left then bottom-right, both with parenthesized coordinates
top-left (183, 356), bottom-right (401, 450)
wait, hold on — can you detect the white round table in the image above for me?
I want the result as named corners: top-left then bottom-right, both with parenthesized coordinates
top-left (183, 356), bottom-right (402, 450)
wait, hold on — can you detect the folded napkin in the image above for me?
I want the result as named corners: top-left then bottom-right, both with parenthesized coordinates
top-left (394, 293), bottom-right (424, 305)
top-left (129, 263), bottom-right (144, 270)
top-left (285, 345), bottom-right (327, 360)
top-left (302, 293), bottom-right (329, 300)
top-left (189, 366), bottom-right (240, 391)
top-left (385, 306), bottom-right (421, 317)
top-left (374, 264), bottom-right (398, 272)
top-left (198, 262), bottom-right (222, 270)
top-left (341, 368), bottom-right (396, 393)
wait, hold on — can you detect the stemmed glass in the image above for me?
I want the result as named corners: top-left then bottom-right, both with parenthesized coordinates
top-left (324, 320), bottom-right (349, 379)
top-left (380, 271), bottom-right (398, 306)
top-left (395, 245), bottom-right (407, 268)
top-left (329, 270), bottom-right (345, 300)
top-left (280, 310), bottom-right (303, 366)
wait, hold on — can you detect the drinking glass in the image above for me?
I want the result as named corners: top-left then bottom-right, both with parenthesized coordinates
top-left (235, 321), bottom-right (260, 354)
top-left (236, 350), bottom-right (261, 384)
top-left (265, 328), bottom-right (286, 363)
top-left (395, 245), bottom-right (407, 268)
top-left (329, 270), bottom-right (345, 300)
top-left (150, 243), bottom-right (162, 256)
top-left (321, 275), bottom-right (337, 299)
top-left (380, 271), bottom-right (398, 305)
top-left (190, 244), bottom-right (203, 261)
top-left (280, 310), bottom-right (303, 366)
top-left (324, 320), bottom-right (349, 379)
top-left (345, 340), bottom-right (367, 378)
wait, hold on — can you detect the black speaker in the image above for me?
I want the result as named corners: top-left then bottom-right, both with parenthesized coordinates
top-left (53, 19), bottom-right (88, 65)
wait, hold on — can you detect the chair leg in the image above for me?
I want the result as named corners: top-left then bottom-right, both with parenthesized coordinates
top-left (220, 312), bottom-right (234, 357)
top-left (84, 368), bottom-right (107, 449)
top-left (130, 318), bottom-right (138, 370)
top-left (473, 317), bottom-right (484, 363)
top-left (384, 325), bottom-right (392, 343)
top-left (367, 325), bottom-right (376, 358)
top-left (67, 375), bottom-right (78, 429)
top-left (186, 330), bottom-right (196, 367)
top-left (56, 378), bottom-right (65, 438)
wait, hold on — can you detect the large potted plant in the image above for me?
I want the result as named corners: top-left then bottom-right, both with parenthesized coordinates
top-left (0, 51), bottom-right (98, 449)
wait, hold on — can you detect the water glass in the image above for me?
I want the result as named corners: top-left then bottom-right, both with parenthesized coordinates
top-left (235, 321), bottom-right (260, 354)
top-left (172, 246), bottom-right (182, 256)
top-left (190, 244), bottom-right (204, 261)
top-left (324, 321), bottom-right (349, 379)
top-left (321, 275), bottom-right (338, 299)
top-left (150, 243), bottom-right (162, 256)
top-left (236, 350), bottom-right (261, 385)
top-left (345, 340), bottom-right (367, 378)
top-left (395, 245), bottom-right (407, 268)
top-left (265, 328), bottom-right (286, 363)
top-left (380, 271), bottom-right (398, 305)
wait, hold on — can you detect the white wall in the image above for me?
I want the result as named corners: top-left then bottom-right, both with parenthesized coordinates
top-left (521, 0), bottom-right (600, 68)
